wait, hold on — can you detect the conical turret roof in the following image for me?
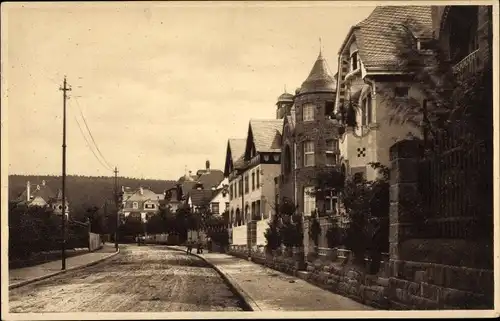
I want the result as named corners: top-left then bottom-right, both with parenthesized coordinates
top-left (299, 51), bottom-right (336, 95)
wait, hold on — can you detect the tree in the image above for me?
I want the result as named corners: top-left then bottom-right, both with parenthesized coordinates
top-left (276, 198), bottom-right (303, 248)
top-left (264, 213), bottom-right (282, 253)
top-left (118, 216), bottom-right (144, 239)
top-left (337, 163), bottom-right (390, 268)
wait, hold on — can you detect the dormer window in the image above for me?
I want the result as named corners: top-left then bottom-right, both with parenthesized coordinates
top-left (350, 51), bottom-right (359, 71)
top-left (132, 202), bottom-right (139, 209)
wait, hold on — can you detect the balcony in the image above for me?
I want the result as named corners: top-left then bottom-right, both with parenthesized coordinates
top-left (452, 49), bottom-right (480, 79)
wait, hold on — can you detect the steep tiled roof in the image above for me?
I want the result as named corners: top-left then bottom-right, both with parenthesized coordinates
top-left (228, 139), bottom-right (246, 163)
top-left (299, 51), bottom-right (337, 95)
top-left (249, 119), bottom-right (283, 153)
top-left (348, 6), bottom-right (433, 70)
top-left (189, 189), bottom-right (216, 207)
top-left (180, 181), bottom-right (196, 198)
top-left (196, 170), bottom-right (224, 189)
top-left (228, 138), bottom-right (247, 169)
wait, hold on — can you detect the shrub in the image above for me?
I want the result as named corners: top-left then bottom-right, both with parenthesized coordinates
top-left (264, 214), bottom-right (281, 253)
top-left (309, 212), bottom-right (321, 247)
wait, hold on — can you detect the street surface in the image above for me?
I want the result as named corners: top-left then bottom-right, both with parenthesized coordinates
top-left (9, 245), bottom-right (246, 312)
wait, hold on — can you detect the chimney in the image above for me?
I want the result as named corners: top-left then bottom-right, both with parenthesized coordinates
top-left (121, 186), bottom-right (125, 193)
top-left (140, 187), bottom-right (144, 195)
top-left (26, 181), bottom-right (31, 201)
top-left (206, 160), bottom-right (210, 172)
top-left (42, 180), bottom-right (46, 186)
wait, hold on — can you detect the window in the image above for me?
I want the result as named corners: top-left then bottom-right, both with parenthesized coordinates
top-left (350, 51), bottom-right (359, 71)
top-left (366, 94), bottom-right (373, 124)
top-left (325, 139), bottom-right (338, 166)
top-left (325, 190), bottom-right (338, 213)
top-left (304, 141), bottom-right (315, 167)
top-left (303, 104), bottom-right (315, 121)
top-left (211, 202), bottom-right (220, 214)
top-left (245, 174), bottom-right (249, 193)
top-left (251, 172), bottom-right (255, 191)
top-left (303, 187), bottom-right (316, 216)
top-left (225, 202), bottom-right (230, 211)
top-left (132, 202), bottom-right (138, 209)
top-left (325, 101), bottom-right (334, 117)
top-left (144, 203), bottom-right (155, 209)
top-left (239, 180), bottom-right (243, 197)
top-left (395, 87), bottom-right (409, 98)
top-left (229, 183), bottom-right (233, 200)
top-left (353, 172), bottom-right (365, 183)
top-left (256, 169), bottom-right (260, 188)
top-left (256, 200), bottom-right (261, 220)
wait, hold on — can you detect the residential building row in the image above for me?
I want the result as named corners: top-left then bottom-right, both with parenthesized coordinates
top-left (118, 160), bottom-right (229, 224)
top-left (222, 4), bottom-right (491, 246)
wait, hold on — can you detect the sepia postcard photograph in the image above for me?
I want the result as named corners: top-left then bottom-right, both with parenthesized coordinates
top-left (1, 1), bottom-right (498, 319)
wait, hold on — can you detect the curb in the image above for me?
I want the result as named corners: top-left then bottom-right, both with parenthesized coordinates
top-left (9, 249), bottom-right (121, 290)
top-left (165, 246), bottom-right (261, 312)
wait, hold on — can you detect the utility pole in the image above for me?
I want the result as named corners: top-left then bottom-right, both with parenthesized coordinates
top-left (114, 166), bottom-right (119, 251)
top-left (59, 76), bottom-right (71, 270)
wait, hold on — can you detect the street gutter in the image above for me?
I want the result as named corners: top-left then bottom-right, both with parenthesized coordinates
top-left (164, 245), bottom-right (260, 312)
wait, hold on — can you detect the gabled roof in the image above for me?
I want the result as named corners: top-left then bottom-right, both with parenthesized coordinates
top-left (125, 187), bottom-right (163, 202)
top-left (189, 189), bottom-right (217, 207)
top-left (228, 139), bottom-right (246, 164)
top-left (196, 170), bottom-right (224, 190)
top-left (298, 51), bottom-right (337, 95)
top-left (245, 119), bottom-right (283, 160)
top-left (339, 6), bottom-right (433, 71)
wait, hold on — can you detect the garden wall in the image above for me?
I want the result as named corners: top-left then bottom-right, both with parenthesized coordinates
top-left (89, 232), bottom-right (102, 252)
top-left (231, 225), bottom-right (247, 246)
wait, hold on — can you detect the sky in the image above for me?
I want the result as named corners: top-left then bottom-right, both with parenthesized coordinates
top-left (3, 1), bottom-right (375, 181)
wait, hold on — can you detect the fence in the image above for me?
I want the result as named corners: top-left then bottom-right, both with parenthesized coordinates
top-left (89, 232), bottom-right (102, 251)
top-left (418, 122), bottom-right (490, 240)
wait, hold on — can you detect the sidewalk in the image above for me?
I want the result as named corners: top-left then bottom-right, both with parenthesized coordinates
top-left (9, 244), bottom-right (119, 289)
top-left (168, 246), bottom-right (374, 311)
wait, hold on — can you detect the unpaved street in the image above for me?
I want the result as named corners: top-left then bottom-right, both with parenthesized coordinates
top-left (9, 245), bottom-right (246, 312)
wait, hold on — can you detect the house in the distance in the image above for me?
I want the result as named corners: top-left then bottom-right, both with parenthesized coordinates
top-left (175, 160), bottom-right (226, 202)
top-left (120, 186), bottom-right (164, 222)
top-left (15, 180), bottom-right (69, 217)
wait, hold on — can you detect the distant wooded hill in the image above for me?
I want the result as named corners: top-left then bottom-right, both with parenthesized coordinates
top-left (9, 175), bottom-right (177, 220)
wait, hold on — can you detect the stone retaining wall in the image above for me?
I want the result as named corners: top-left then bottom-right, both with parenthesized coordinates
top-left (228, 243), bottom-right (493, 310)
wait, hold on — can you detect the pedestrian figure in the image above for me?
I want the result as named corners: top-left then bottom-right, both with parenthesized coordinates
top-left (186, 240), bottom-right (193, 255)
